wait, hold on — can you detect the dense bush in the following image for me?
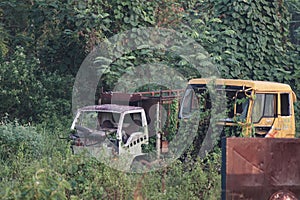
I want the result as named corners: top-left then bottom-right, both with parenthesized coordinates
top-left (2, 167), bottom-right (71, 200)
top-left (0, 121), bottom-right (44, 162)
top-left (0, 46), bottom-right (73, 122)
top-left (0, 47), bottom-right (44, 121)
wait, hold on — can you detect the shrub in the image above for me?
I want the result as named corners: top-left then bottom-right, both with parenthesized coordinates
top-left (0, 121), bottom-right (44, 162)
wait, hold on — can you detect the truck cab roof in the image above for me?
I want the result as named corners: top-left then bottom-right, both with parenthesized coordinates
top-left (78, 104), bottom-right (145, 114)
top-left (189, 78), bottom-right (296, 101)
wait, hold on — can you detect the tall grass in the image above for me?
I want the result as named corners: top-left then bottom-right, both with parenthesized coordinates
top-left (0, 119), bottom-right (221, 199)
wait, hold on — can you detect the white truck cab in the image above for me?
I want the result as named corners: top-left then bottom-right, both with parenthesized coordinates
top-left (70, 104), bottom-right (149, 170)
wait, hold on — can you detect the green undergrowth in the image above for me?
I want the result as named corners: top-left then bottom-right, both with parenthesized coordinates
top-left (0, 120), bottom-right (221, 200)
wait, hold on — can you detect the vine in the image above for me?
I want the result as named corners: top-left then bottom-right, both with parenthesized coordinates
top-left (165, 99), bottom-right (179, 141)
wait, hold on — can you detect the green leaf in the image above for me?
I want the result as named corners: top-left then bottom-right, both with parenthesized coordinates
top-left (192, 19), bottom-right (204, 24)
top-left (263, 6), bottom-right (270, 14)
top-left (210, 18), bottom-right (222, 23)
top-left (124, 17), bottom-right (130, 23)
top-left (94, 57), bottom-right (113, 64)
top-left (276, 68), bottom-right (291, 74)
top-left (126, 55), bottom-right (136, 60)
top-left (223, 29), bottom-right (236, 36)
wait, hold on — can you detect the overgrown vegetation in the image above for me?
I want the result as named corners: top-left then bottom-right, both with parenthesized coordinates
top-left (0, 119), bottom-right (221, 199)
top-left (0, 0), bottom-right (299, 199)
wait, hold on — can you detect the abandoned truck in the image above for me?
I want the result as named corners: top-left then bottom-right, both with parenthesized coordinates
top-left (180, 78), bottom-right (297, 138)
top-left (70, 104), bottom-right (149, 170)
top-left (69, 89), bottom-right (183, 171)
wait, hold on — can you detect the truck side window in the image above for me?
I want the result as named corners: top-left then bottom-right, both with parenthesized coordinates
top-left (252, 94), bottom-right (277, 123)
top-left (252, 94), bottom-right (264, 123)
top-left (280, 93), bottom-right (290, 116)
top-left (122, 113), bottom-right (141, 135)
top-left (264, 94), bottom-right (275, 116)
top-left (79, 112), bottom-right (98, 130)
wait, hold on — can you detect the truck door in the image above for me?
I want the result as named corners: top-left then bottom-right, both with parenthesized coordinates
top-left (253, 93), bottom-right (295, 138)
top-left (276, 93), bottom-right (295, 138)
top-left (251, 93), bottom-right (277, 137)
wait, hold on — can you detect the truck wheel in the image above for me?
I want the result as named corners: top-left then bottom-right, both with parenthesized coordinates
top-left (269, 190), bottom-right (298, 200)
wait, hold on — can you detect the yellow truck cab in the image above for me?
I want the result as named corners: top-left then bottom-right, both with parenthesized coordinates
top-left (179, 79), bottom-right (297, 138)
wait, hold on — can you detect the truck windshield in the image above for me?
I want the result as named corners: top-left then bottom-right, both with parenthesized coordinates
top-left (234, 92), bottom-right (250, 122)
top-left (180, 86), bottom-right (199, 118)
top-left (77, 111), bottom-right (120, 130)
top-left (179, 84), bottom-right (251, 122)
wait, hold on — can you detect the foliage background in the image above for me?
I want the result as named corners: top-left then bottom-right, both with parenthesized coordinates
top-left (0, 0), bottom-right (299, 199)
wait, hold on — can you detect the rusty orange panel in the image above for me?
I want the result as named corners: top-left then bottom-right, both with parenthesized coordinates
top-left (222, 138), bottom-right (300, 200)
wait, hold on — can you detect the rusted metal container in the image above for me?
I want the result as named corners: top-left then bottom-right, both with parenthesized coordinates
top-left (222, 138), bottom-right (300, 200)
